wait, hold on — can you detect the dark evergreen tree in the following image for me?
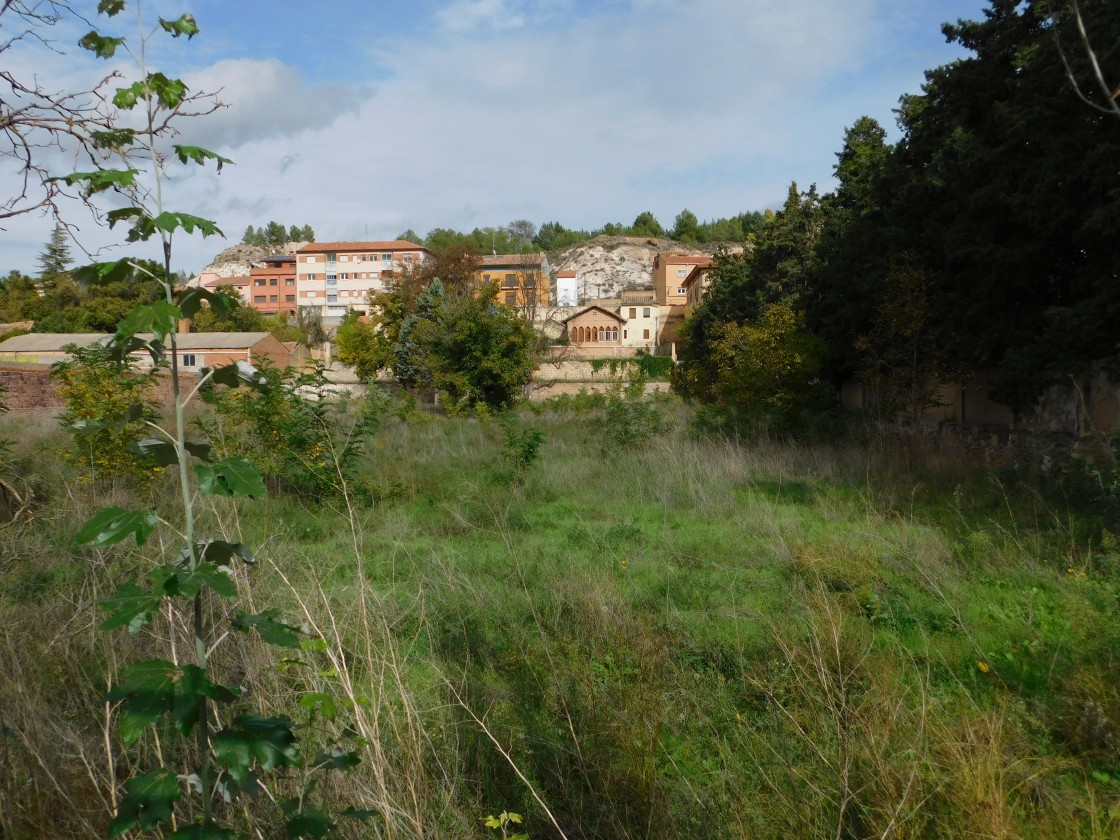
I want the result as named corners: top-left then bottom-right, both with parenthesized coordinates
top-left (37, 223), bottom-right (73, 283)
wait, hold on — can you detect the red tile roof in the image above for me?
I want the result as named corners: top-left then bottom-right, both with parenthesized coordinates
top-left (556, 270), bottom-right (578, 278)
top-left (661, 254), bottom-right (712, 266)
top-left (478, 253), bottom-right (547, 268)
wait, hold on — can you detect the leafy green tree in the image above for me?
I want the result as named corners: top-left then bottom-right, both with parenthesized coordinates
top-left (534, 221), bottom-right (566, 250)
top-left (335, 310), bottom-right (389, 381)
top-left (37, 223), bottom-right (73, 283)
top-left (705, 302), bottom-right (828, 428)
top-left (396, 228), bottom-right (421, 244)
top-left (630, 211), bottom-right (664, 237)
top-left (299, 223), bottom-right (315, 242)
top-left (806, 117), bottom-right (893, 380)
top-left (671, 208), bottom-right (700, 243)
top-left (505, 219), bottom-right (537, 249)
top-left (241, 224), bottom-right (258, 245)
top-left (404, 281), bottom-right (536, 413)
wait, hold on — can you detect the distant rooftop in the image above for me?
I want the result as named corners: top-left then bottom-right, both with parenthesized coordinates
top-left (479, 252), bottom-right (547, 268)
top-left (297, 240), bottom-right (427, 254)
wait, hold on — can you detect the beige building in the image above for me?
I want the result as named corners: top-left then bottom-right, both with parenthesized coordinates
top-left (296, 240), bottom-right (429, 321)
top-left (682, 262), bottom-right (713, 314)
top-left (0, 332), bottom-right (291, 370)
top-left (477, 253), bottom-right (551, 310)
top-left (653, 254), bottom-right (711, 306)
top-left (563, 306), bottom-right (622, 346)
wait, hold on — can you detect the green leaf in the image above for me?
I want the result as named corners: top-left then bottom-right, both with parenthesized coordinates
top-left (71, 259), bottom-right (134, 287)
top-left (98, 0), bottom-right (125, 15)
top-left (171, 540), bottom-right (253, 569)
top-left (234, 609), bottom-right (304, 649)
top-left (311, 748), bottom-right (360, 772)
top-left (151, 211), bottom-right (223, 238)
top-left (128, 438), bottom-right (178, 466)
top-left (171, 665), bottom-right (240, 736)
top-left (89, 128), bottom-right (137, 149)
top-left (213, 715), bottom-right (301, 786)
top-left (53, 169), bottom-right (139, 195)
top-left (106, 206), bottom-right (147, 229)
top-left (196, 457), bottom-right (266, 499)
top-left (205, 361), bottom-right (271, 389)
top-left (299, 692), bottom-right (340, 721)
top-left (285, 808), bottom-right (334, 839)
top-left (99, 583), bottom-right (163, 634)
top-left (154, 563), bottom-right (237, 599)
top-left (116, 300), bottom-right (182, 342)
top-left (177, 287), bottom-right (235, 321)
top-left (159, 14), bottom-right (200, 39)
top-left (108, 769), bottom-right (180, 838)
top-left (106, 660), bottom-right (178, 746)
top-left (76, 507), bottom-right (159, 547)
top-left (78, 31), bottom-right (126, 58)
top-left (167, 822), bottom-right (237, 840)
top-left (108, 334), bottom-right (164, 366)
top-left (174, 145), bottom-right (232, 172)
top-left (113, 73), bottom-right (188, 111)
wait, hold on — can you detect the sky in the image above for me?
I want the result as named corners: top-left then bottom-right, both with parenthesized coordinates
top-left (1, 0), bottom-right (995, 276)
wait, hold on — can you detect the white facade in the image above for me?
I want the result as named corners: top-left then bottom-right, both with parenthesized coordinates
top-left (556, 274), bottom-right (578, 307)
top-left (620, 303), bottom-right (659, 349)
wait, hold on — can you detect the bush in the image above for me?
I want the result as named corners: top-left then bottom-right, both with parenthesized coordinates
top-left (50, 342), bottom-right (160, 483)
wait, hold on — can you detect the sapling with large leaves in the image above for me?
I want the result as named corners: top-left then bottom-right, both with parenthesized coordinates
top-left (63, 3), bottom-right (361, 836)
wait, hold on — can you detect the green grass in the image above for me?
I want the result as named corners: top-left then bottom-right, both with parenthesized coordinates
top-left (2, 401), bottom-right (1119, 838)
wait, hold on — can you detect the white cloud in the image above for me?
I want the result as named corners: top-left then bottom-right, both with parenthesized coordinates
top-left (1, 0), bottom-right (982, 276)
top-left (435, 0), bottom-right (526, 33)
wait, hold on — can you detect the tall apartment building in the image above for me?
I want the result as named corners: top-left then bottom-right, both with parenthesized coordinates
top-left (248, 254), bottom-right (297, 317)
top-left (296, 240), bottom-right (430, 321)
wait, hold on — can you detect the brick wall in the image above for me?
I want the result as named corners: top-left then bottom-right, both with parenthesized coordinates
top-left (0, 364), bottom-right (196, 413)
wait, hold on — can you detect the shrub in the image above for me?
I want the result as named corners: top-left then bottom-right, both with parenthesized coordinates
top-left (50, 342), bottom-right (160, 483)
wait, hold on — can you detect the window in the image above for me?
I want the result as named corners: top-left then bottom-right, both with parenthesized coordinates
top-left (505, 292), bottom-right (516, 305)
top-left (306, 291), bottom-right (317, 298)
top-left (306, 256), bottom-right (317, 264)
top-left (340, 273), bottom-right (350, 280)
top-left (502, 273), bottom-right (518, 289)
top-left (182, 354), bottom-right (196, 367)
top-left (269, 295), bottom-right (278, 302)
top-left (340, 255), bottom-right (350, 262)
top-left (285, 294), bottom-right (295, 302)
top-left (623, 329), bottom-right (628, 339)
top-left (611, 328), bottom-right (618, 341)
top-left (326, 274), bottom-right (337, 285)
top-left (269, 279), bottom-right (277, 286)
top-left (326, 252), bottom-right (337, 263)
top-left (643, 329), bottom-right (650, 339)
top-left (629, 307), bottom-right (636, 319)
top-left (677, 287), bottom-right (686, 296)
top-left (255, 279), bottom-right (266, 286)
top-left (371, 271), bottom-right (380, 279)
top-left (381, 253), bottom-right (391, 261)
top-left (677, 268), bottom-right (688, 277)
top-left (340, 290), bottom-right (349, 297)
top-left (305, 273), bottom-right (317, 281)
top-left (285, 278), bottom-right (295, 286)
top-left (254, 295), bottom-right (266, 303)
top-left (327, 294), bottom-right (337, 303)
top-left (643, 307), bottom-right (650, 318)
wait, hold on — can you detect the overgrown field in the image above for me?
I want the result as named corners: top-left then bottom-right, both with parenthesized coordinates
top-left (2, 401), bottom-right (1119, 838)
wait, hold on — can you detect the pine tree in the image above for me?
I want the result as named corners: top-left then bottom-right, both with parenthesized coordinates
top-left (37, 223), bottom-right (72, 282)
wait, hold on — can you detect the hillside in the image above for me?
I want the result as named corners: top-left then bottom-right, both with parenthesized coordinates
top-left (189, 241), bottom-right (308, 285)
top-left (190, 236), bottom-right (744, 298)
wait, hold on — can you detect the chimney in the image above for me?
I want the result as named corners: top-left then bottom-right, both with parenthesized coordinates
top-left (178, 318), bottom-right (191, 334)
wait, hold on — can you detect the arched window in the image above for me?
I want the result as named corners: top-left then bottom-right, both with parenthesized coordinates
top-left (611, 328), bottom-right (618, 342)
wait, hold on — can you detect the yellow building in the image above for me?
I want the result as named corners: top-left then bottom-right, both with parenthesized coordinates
top-left (477, 253), bottom-right (551, 311)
